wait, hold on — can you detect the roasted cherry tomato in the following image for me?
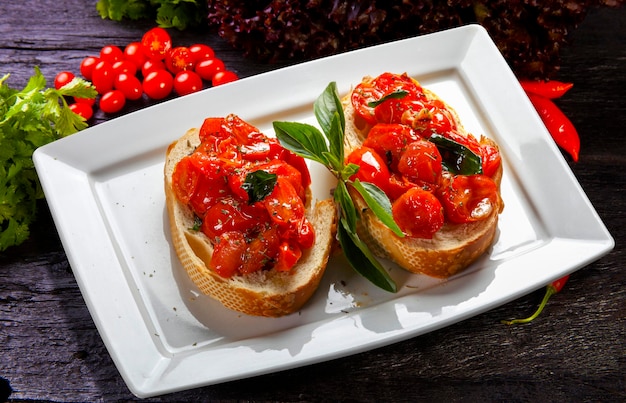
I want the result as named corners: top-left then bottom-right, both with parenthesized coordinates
top-left (346, 146), bottom-right (392, 194)
top-left (392, 187), bottom-right (444, 238)
top-left (210, 231), bottom-right (246, 278)
top-left (141, 27), bottom-right (172, 60)
top-left (68, 102), bottom-right (93, 120)
top-left (351, 72), bottom-right (424, 126)
top-left (437, 173), bottom-right (499, 224)
top-left (363, 123), bottom-right (419, 171)
top-left (172, 153), bottom-right (231, 216)
top-left (174, 70), bottom-right (203, 96)
top-left (142, 69), bottom-right (173, 100)
top-left (239, 227), bottom-right (280, 274)
top-left (165, 46), bottom-right (194, 74)
top-left (274, 241), bottom-right (302, 272)
top-left (201, 197), bottom-right (270, 240)
top-left (397, 139), bottom-right (442, 185)
top-left (54, 71), bottom-right (75, 90)
top-left (99, 90), bottom-right (126, 114)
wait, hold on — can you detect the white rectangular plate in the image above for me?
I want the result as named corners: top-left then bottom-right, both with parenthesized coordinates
top-left (34, 25), bottom-right (614, 398)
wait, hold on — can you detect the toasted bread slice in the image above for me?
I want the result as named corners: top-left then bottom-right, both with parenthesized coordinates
top-left (343, 76), bottom-right (504, 278)
top-left (165, 127), bottom-right (337, 316)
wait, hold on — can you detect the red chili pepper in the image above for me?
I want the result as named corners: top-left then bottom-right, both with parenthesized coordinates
top-left (501, 275), bottom-right (570, 325)
top-left (527, 93), bottom-right (580, 162)
top-left (519, 79), bottom-right (574, 99)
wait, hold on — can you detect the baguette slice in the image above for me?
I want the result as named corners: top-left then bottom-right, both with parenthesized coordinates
top-left (165, 127), bottom-right (337, 317)
top-left (343, 77), bottom-right (504, 278)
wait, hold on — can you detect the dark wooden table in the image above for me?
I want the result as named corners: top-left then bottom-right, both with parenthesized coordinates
top-left (1, 1), bottom-right (624, 401)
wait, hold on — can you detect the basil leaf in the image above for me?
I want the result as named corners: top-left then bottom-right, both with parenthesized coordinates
top-left (367, 89), bottom-right (409, 108)
top-left (273, 121), bottom-right (329, 165)
top-left (428, 133), bottom-right (483, 175)
top-left (351, 180), bottom-right (404, 237)
top-left (340, 163), bottom-right (360, 181)
top-left (314, 81), bottom-right (345, 137)
top-left (337, 219), bottom-right (397, 293)
top-left (241, 170), bottom-right (277, 204)
top-left (328, 111), bottom-right (344, 163)
top-left (334, 180), bottom-right (357, 232)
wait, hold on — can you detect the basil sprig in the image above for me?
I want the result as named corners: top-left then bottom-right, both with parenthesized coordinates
top-left (273, 82), bottom-right (403, 293)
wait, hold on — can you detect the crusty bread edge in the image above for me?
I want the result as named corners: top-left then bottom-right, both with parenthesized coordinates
top-left (164, 128), bottom-right (337, 317)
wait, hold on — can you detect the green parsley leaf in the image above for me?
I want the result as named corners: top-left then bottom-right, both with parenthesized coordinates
top-left (0, 67), bottom-right (96, 251)
top-left (241, 170), bottom-right (278, 204)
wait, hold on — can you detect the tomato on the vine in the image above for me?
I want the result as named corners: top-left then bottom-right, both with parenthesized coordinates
top-left (143, 69), bottom-right (173, 100)
top-left (195, 58), bottom-right (224, 81)
top-left (114, 73), bottom-right (143, 101)
top-left (141, 27), bottom-right (172, 60)
top-left (69, 102), bottom-right (93, 120)
top-left (99, 45), bottom-right (123, 64)
top-left (54, 71), bottom-right (75, 90)
top-left (174, 71), bottom-right (203, 96)
top-left (79, 56), bottom-right (99, 80)
top-left (212, 70), bottom-right (238, 86)
top-left (99, 90), bottom-right (126, 114)
top-left (91, 61), bottom-right (114, 94)
top-left (165, 47), bottom-right (194, 74)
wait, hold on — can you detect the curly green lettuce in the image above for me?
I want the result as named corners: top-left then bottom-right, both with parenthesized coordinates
top-left (0, 67), bottom-right (96, 251)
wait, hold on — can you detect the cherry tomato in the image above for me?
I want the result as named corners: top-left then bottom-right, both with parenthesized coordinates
top-left (363, 123), bottom-right (419, 171)
top-left (142, 69), bottom-right (173, 100)
top-left (172, 153), bottom-right (231, 216)
top-left (141, 27), bottom-right (172, 60)
top-left (112, 60), bottom-right (137, 77)
top-left (91, 60), bottom-right (114, 95)
top-left (188, 44), bottom-right (215, 64)
top-left (239, 227), bottom-right (281, 274)
top-left (79, 56), bottom-right (99, 80)
top-left (123, 42), bottom-right (147, 69)
top-left (73, 96), bottom-right (96, 106)
top-left (256, 159), bottom-right (305, 201)
top-left (114, 73), bottom-right (143, 101)
top-left (392, 187), bottom-right (444, 239)
top-left (174, 70), bottom-right (203, 96)
top-left (403, 100), bottom-right (458, 136)
top-left (99, 45), bottom-right (123, 64)
top-left (99, 90), bottom-right (126, 114)
top-left (397, 139), bottom-right (442, 185)
top-left (165, 47), bottom-right (194, 74)
top-left (437, 174), bottom-right (498, 224)
top-left (351, 72), bottom-right (424, 126)
top-left (201, 197), bottom-right (271, 240)
top-left (141, 59), bottom-right (166, 77)
top-left (210, 231), bottom-right (246, 278)
top-left (274, 241), bottom-right (302, 272)
top-left (68, 102), bottom-right (93, 120)
top-left (346, 146), bottom-right (392, 195)
top-left (195, 58), bottom-right (224, 81)
top-left (263, 178), bottom-right (306, 229)
top-left (212, 70), bottom-right (239, 86)
top-left (54, 71), bottom-right (75, 90)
